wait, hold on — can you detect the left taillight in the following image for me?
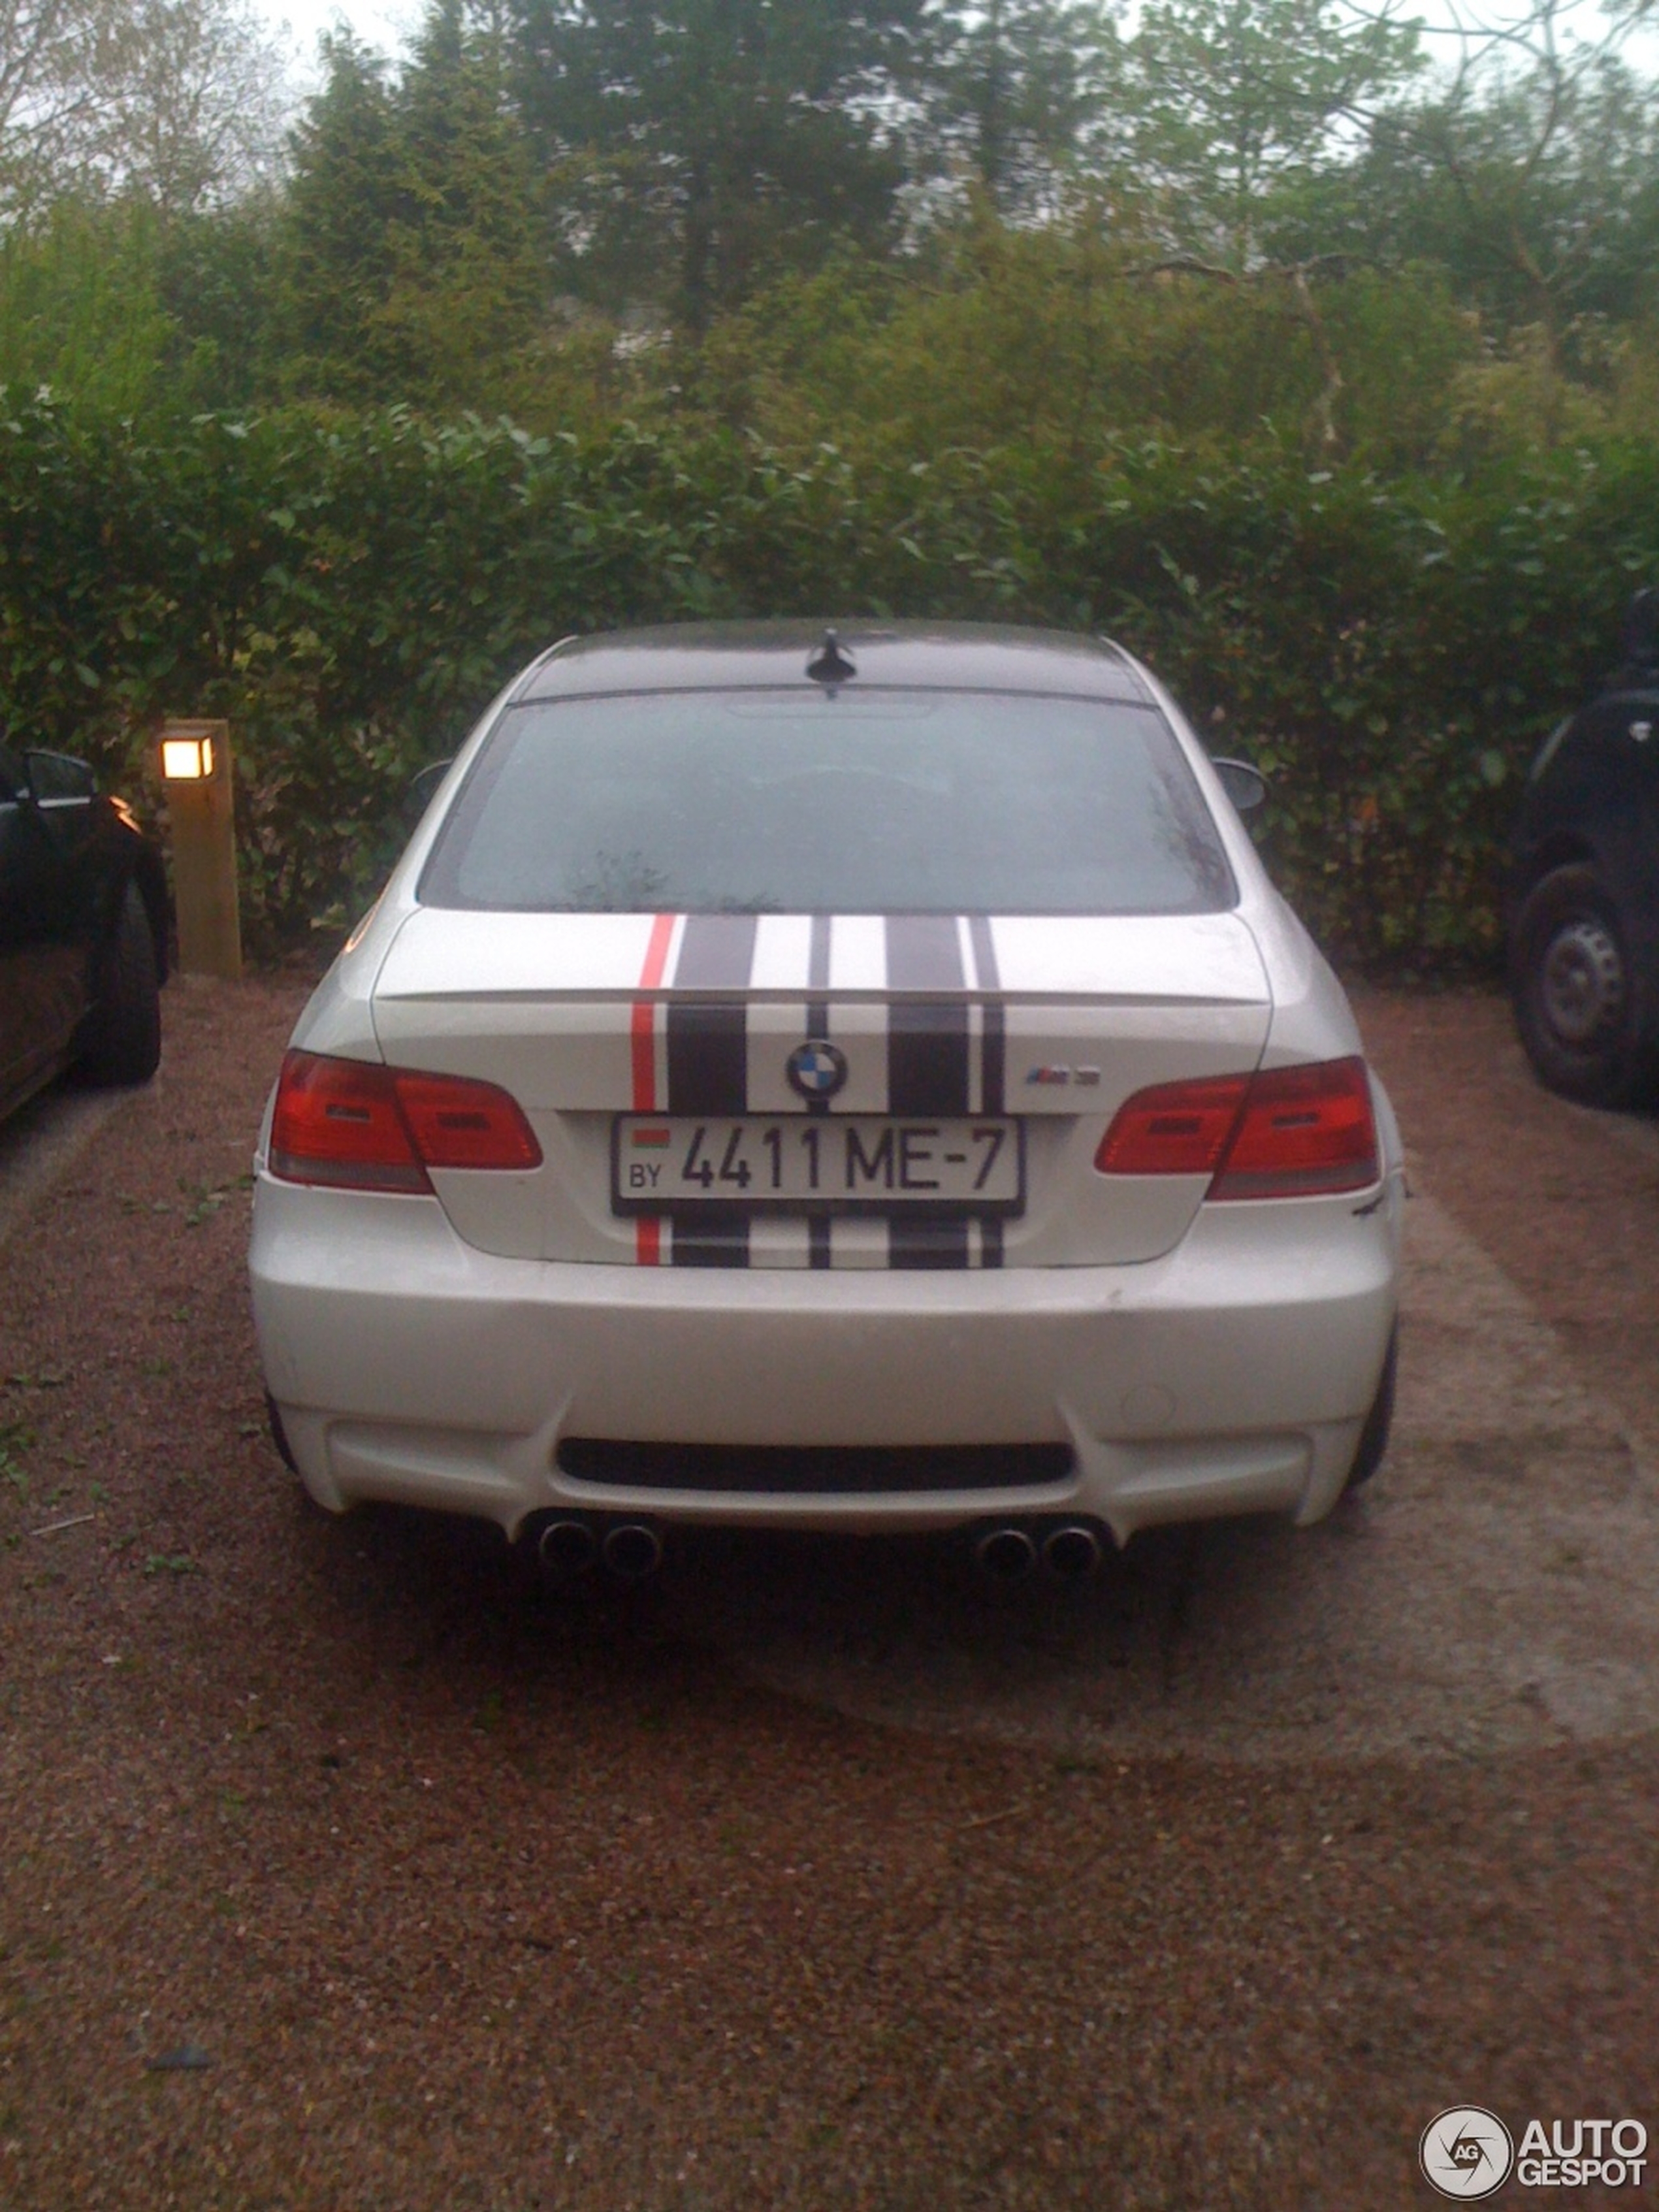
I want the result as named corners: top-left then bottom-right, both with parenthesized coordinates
top-left (268, 1050), bottom-right (543, 1192)
top-left (1095, 1056), bottom-right (1379, 1201)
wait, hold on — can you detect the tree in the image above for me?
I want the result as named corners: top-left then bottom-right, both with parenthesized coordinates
top-left (93, 0), bottom-right (287, 216)
top-left (0, 0), bottom-right (285, 220)
top-left (1386, 5), bottom-right (1659, 350)
top-left (1108, 0), bottom-right (1423, 270)
top-left (373, 1), bottom-right (551, 400)
top-left (0, 0), bottom-right (127, 216)
top-left (280, 30), bottom-right (408, 391)
top-left (506, 0), bottom-right (931, 329)
top-left (153, 191), bottom-right (288, 405)
top-left (0, 195), bottom-right (176, 406)
top-left (918, 0), bottom-right (1116, 219)
top-left (280, 12), bottom-right (551, 406)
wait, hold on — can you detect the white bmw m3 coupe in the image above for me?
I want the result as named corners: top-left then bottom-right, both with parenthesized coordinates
top-left (250, 622), bottom-right (1403, 1578)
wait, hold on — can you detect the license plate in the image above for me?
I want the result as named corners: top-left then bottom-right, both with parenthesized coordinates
top-left (613, 1115), bottom-right (1024, 1214)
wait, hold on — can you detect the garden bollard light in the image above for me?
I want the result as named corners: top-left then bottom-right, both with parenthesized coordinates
top-left (157, 719), bottom-right (242, 980)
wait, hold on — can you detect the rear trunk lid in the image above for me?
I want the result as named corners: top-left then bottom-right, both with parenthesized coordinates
top-left (370, 908), bottom-right (1272, 1268)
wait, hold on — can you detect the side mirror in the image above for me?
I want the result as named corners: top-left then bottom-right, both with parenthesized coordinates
top-left (1211, 756), bottom-right (1267, 814)
top-left (24, 749), bottom-right (97, 803)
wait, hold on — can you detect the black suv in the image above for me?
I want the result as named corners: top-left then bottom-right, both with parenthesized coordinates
top-left (0, 743), bottom-right (169, 1124)
top-left (1508, 588), bottom-right (1659, 1108)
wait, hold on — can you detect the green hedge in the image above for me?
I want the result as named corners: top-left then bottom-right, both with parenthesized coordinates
top-left (3, 391), bottom-right (1656, 960)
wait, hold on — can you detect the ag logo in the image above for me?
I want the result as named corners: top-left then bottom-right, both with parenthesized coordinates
top-left (1419, 2107), bottom-right (1515, 2200)
top-left (786, 1039), bottom-right (848, 1101)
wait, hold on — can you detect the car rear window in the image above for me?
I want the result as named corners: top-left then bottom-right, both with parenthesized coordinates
top-left (418, 689), bottom-right (1236, 915)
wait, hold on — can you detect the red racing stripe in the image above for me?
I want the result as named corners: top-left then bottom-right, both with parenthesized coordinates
top-left (632, 912), bottom-right (677, 1265)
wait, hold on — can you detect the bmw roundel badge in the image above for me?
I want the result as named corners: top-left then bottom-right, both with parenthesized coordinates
top-left (786, 1039), bottom-right (848, 1101)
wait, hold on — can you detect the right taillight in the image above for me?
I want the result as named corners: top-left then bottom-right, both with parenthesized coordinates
top-left (1095, 1056), bottom-right (1378, 1200)
top-left (269, 1050), bottom-right (542, 1192)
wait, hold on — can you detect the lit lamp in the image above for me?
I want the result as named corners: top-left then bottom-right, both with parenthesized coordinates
top-left (161, 732), bottom-right (215, 781)
top-left (158, 717), bottom-right (242, 980)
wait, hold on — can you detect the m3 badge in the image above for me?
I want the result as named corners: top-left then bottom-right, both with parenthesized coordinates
top-left (1023, 1064), bottom-right (1102, 1088)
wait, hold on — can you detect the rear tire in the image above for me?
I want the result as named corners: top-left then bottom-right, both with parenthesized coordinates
top-left (1344, 1322), bottom-right (1396, 1493)
top-left (80, 883), bottom-right (161, 1087)
top-left (1511, 864), bottom-right (1651, 1107)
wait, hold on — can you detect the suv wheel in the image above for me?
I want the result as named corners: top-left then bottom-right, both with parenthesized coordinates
top-left (1511, 865), bottom-right (1652, 1107)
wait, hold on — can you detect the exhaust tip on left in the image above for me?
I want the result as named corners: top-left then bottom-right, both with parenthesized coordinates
top-left (536, 1517), bottom-right (599, 1582)
top-left (974, 1526), bottom-right (1037, 1582)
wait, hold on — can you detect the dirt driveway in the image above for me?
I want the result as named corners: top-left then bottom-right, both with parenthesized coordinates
top-left (1, 976), bottom-right (1656, 2209)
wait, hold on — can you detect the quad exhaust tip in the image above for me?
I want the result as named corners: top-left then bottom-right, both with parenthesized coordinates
top-left (974, 1521), bottom-right (1104, 1583)
top-left (536, 1516), bottom-right (663, 1583)
top-left (1042, 1523), bottom-right (1103, 1580)
top-left (600, 1521), bottom-right (663, 1582)
top-left (975, 1526), bottom-right (1038, 1581)
top-left (537, 1518), bottom-right (599, 1581)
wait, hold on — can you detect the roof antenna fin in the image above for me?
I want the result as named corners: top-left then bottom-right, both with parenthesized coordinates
top-left (806, 628), bottom-right (857, 687)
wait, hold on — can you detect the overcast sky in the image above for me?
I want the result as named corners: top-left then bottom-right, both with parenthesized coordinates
top-left (261, 0), bottom-right (1657, 90)
top-left (266, 0), bottom-right (420, 77)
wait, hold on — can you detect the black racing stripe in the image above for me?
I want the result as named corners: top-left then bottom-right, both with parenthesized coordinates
top-left (968, 915), bottom-right (1005, 1114)
top-left (666, 1003), bottom-right (748, 1114)
top-left (668, 1214), bottom-right (750, 1268)
top-left (808, 914), bottom-right (831, 994)
top-left (886, 915), bottom-right (965, 992)
top-left (981, 1005), bottom-right (1005, 1116)
top-left (980, 1218), bottom-right (1004, 1269)
top-left (808, 1216), bottom-right (831, 1270)
top-left (675, 912), bottom-right (760, 990)
top-left (887, 915), bottom-right (969, 1114)
top-left (888, 1218), bottom-right (971, 1270)
top-left (890, 1003), bottom-right (969, 1115)
top-left (805, 915), bottom-right (833, 1119)
top-left (666, 925), bottom-right (752, 1261)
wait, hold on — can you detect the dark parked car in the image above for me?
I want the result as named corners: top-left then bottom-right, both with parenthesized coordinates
top-left (0, 742), bottom-right (169, 1124)
top-left (1508, 587), bottom-right (1659, 1107)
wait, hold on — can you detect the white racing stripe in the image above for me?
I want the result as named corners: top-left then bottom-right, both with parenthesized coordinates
top-left (749, 915), bottom-right (814, 992)
top-left (828, 1217), bottom-right (892, 1269)
top-left (828, 914), bottom-right (888, 992)
top-left (749, 1218), bottom-right (811, 1269)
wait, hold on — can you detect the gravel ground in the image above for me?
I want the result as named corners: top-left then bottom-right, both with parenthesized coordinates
top-left (1, 975), bottom-right (1656, 2209)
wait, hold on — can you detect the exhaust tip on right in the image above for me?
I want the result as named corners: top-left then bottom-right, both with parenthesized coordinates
top-left (974, 1526), bottom-right (1037, 1582)
top-left (1042, 1523), bottom-right (1103, 1581)
top-left (602, 1521), bottom-right (663, 1582)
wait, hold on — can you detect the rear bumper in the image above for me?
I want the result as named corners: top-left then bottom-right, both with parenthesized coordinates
top-left (250, 1163), bottom-right (1402, 1545)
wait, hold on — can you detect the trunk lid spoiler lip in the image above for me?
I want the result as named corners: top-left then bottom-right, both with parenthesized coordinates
top-left (369, 907), bottom-right (1274, 1011)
